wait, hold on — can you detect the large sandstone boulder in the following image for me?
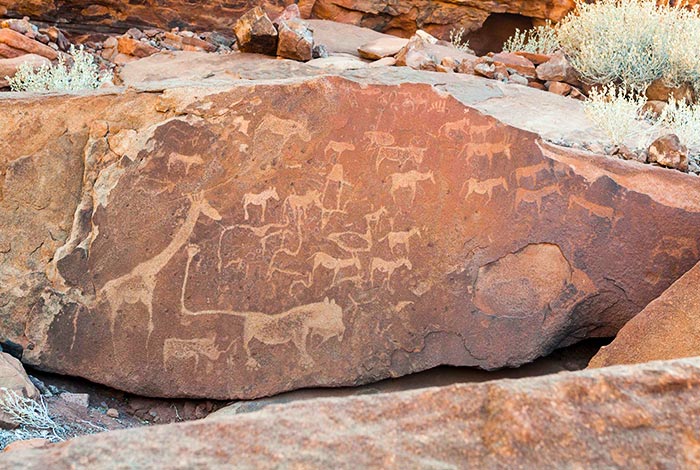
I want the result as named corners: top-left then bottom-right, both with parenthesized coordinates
top-left (2, 54), bottom-right (700, 399)
top-left (589, 261), bottom-right (700, 368)
top-left (0, 352), bottom-right (40, 429)
top-left (1, 357), bottom-right (700, 468)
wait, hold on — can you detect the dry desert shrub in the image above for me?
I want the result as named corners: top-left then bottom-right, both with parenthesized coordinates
top-left (7, 45), bottom-right (112, 92)
top-left (557, 0), bottom-right (700, 90)
top-left (583, 84), bottom-right (657, 146)
top-left (449, 27), bottom-right (471, 52)
top-left (502, 21), bottom-right (559, 55)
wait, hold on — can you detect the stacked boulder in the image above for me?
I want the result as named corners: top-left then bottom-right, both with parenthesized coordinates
top-left (0, 18), bottom-right (63, 87)
top-left (356, 30), bottom-right (586, 100)
top-left (233, 5), bottom-right (325, 62)
top-left (101, 27), bottom-right (234, 65)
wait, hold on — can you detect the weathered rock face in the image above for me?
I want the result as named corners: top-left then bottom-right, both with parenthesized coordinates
top-left (0, 1), bottom-right (291, 32)
top-left (2, 358), bottom-right (700, 468)
top-left (301, 0), bottom-right (576, 38)
top-left (589, 261), bottom-right (700, 368)
top-left (2, 57), bottom-right (700, 399)
top-left (1, 0), bottom-right (574, 39)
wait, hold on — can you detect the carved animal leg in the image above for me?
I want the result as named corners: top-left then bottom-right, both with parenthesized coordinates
top-left (244, 203), bottom-right (250, 220)
top-left (292, 327), bottom-right (313, 367)
top-left (243, 328), bottom-right (260, 370)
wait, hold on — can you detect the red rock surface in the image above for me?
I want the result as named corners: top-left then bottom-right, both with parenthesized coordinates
top-left (2, 358), bottom-right (700, 468)
top-left (589, 261), bottom-right (700, 368)
top-left (2, 56), bottom-right (700, 399)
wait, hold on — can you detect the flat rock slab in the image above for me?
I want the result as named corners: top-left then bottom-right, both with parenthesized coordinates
top-left (589, 260), bottom-right (700, 368)
top-left (2, 357), bottom-right (700, 468)
top-left (2, 56), bottom-right (700, 399)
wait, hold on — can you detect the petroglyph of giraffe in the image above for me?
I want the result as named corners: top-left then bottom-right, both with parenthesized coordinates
top-left (100, 192), bottom-right (221, 352)
top-left (514, 186), bottom-right (562, 213)
top-left (309, 252), bottom-right (362, 285)
top-left (379, 228), bottom-right (422, 255)
top-left (370, 257), bottom-right (413, 292)
top-left (389, 170), bottom-right (435, 203)
top-left (376, 146), bottom-right (427, 171)
top-left (461, 177), bottom-right (509, 202)
top-left (243, 187), bottom-right (279, 222)
top-left (180, 248), bottom-right (345, 369)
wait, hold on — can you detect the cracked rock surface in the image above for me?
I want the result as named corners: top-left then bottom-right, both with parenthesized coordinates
top-left (1, 53), bottom-right (700, 399)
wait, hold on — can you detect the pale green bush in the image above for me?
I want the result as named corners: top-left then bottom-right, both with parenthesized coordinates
top-left (0, 388), bottom-right (65, 443)
top-left (7, 45), bottom-right (112, 93)
top-left (502, 21), bottom-right (559, 55)
top-left (585, 84), bottom-right (700, 165)
top-left (557, 0), bottom-right (700, 89)
top-left (449, 27), bottom-right (470, 52)
top-left (659, 97), bottom-right (700, 158)
top-left (583, 83), bottom-right (657, 146)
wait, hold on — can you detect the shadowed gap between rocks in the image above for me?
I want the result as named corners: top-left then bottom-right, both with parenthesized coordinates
top-left (18, 338), bottom-right (611, 428)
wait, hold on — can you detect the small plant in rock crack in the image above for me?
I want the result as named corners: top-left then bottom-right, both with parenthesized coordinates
top-left (0, 388), bottom-right (66, 446)
top-left (449, 27), bottom-right (471, 52)
top-left (6, 45), bottom-right (112, 92)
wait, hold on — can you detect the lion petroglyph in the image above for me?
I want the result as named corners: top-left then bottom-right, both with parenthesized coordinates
top-left (182, 247), bottom-right (345, 369)
top-left (376, 146), bottom-right (426, 171)
top-left (379, 228), bottom-right (422, 255)
top-left (309, 252), bottom-right (362, 285)
top-left (243, 187), bottom-right (279, 222)
top-left (370, 257), bottom-right (413, 291)
top-left (100, 192), bottom-right (222, 353)
top-left (389, 170), bottom-right (435, 203)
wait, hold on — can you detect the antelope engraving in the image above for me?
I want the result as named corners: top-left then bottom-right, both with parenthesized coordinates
top-left (309, 252), bottom-right (362, 285)
top-left (243, 187), bottom-right (279, 222)
top-left (568, 195), bottom-right (615, 220)
top-left (364, 206), bottom-right (389, 231)
top-left (370, 257), bottom-right (413, 291)
top-left (285, 189), bottom-right (324, 223)
top-left (514, 162), bottom-right (549, 186)
top-left (167, 152), bottom-right (204, 175)
top-left (163, 335), bottom-right (226, 371)
top-left (514, 186), bottom-right (562, 213)
top-left (380, 228), bottom-right (422, 255)
top-left (462, 177), bottom-right (509, 201)
top-left (376, 146), bottom-right (426, 171)
top-left (364, 130), bottom-right (395, 149)
top-left (324, 141), bottom-right (355, 158)
top-left (389, 170), bottom-right (435, 203)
